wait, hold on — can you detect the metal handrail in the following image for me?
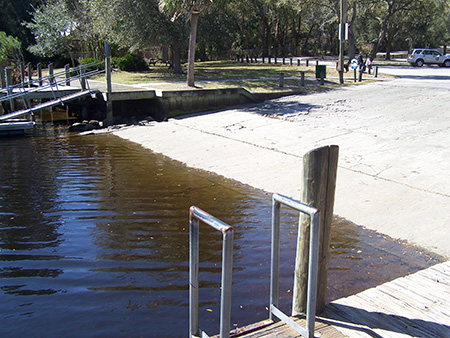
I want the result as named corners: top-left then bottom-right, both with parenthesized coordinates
top-left (0, 63), bottom-right (105, 102)
top-left (270, 193), bottom-right (320, 338)
top-left (189, 206), bottom-right (234, 338)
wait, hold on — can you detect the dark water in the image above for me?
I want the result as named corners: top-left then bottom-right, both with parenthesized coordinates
top-left (0, 130), bottom-right (441, 337)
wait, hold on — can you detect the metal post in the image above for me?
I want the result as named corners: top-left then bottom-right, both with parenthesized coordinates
top-left (189, 216), bottom-right (200, 337)
top-left (105, 40), bottom-right (113, 125)
top-left (279, 73), bottom-right (284, 87)
top-left (189, 206), bottom-right (234, 338)
top-left (374, 66), bottom-right (378, 78)
top-left (270, 194), bottom-right (321, 338)
top-left (338, 0), bottom-right (347, 84)
top-left (269, 198), bottom-right (281, 321)
top-left (220, 230), bottom-right (234, 338)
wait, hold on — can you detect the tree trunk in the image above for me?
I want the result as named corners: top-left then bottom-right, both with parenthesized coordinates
top-left (172, 41), bottom-right (183, 75)
top-left (187, 11), bottom-right (199, 87)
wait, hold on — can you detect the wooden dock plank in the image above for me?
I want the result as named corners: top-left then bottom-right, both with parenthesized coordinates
top-left (234, 316), bottom-right (346, 338)
top-left (232, 262), bottom-right (450, 337)
top-left (324, 261), bottom-right (450, 338)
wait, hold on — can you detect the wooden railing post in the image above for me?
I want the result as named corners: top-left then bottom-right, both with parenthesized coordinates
top-left (65, 64), bottom-right (70, 86)
top-left (20, 62), bottom-right (25, 87)
top-left (292, 145), bottom-right (339, 315)
top-left (27, 62), bottom-right (32, 87)
top-left (5, 67), bottom-right (15, 111)
top-left (0, 66), bottom-right (5, 88)
top-left (48, 63), bottom-right (54, 83)
top-left (37, 63), bottom-right (42, 86)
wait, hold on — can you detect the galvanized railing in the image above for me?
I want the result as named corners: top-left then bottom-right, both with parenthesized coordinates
top-left (270, 193), bottom-right (320, 338)
top-left (189, 206), bottom-right (234, 338)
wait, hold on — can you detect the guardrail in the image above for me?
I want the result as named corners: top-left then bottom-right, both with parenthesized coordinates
top-left (189, 206), bottom-right (234, 338)
top-left (270, 193), bottom-right (320, 338)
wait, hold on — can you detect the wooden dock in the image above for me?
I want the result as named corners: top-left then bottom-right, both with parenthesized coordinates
top-left (234, 261), bottom-right (450, 337)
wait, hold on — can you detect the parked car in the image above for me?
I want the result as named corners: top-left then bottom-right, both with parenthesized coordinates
top-left (407, 48), bottom-right (450, 67)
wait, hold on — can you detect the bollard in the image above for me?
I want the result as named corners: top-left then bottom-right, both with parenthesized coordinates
top-left (306, 59), bottom-right (309, 67)
top-left (297, 59), bottom-right (301, 66)
top-left (300, 71), bottom-right (305, 87)
top-left (374, 66), bottom-right (378, 78)
top-left (292, 145), bottom-right (339, 315)
top-left (279, 73), bottom-right (284, 87)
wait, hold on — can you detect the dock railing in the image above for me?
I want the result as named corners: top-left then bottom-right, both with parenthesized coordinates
top-left (189, 206), bottom-right (234, 338)
top-left (270, 193), bottom-right (320, 338)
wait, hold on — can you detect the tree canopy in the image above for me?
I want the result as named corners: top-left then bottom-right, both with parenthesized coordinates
top-left (16, 0), bottom-right (450, 72)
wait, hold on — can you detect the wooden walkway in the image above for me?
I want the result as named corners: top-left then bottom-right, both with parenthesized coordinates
top-left (235, 261), bottom-right (450, 337)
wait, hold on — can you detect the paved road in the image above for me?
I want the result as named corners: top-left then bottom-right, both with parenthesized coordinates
top-left (114, 63), bottom-right (450, 258)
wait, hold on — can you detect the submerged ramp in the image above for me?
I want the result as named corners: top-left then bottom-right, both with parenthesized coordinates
top-left (0, 89), bottom-right (99, 122)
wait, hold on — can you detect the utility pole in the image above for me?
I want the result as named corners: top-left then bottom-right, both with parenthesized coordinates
top-left (338, 0), bottom-right (347, 84)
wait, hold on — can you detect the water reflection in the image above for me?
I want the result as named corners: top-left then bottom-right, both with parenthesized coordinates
top-left (0, 131), bottom-right (442, 338)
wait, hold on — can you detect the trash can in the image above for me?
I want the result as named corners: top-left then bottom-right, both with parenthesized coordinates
top-left (315, 65), bottom-right (326, 79)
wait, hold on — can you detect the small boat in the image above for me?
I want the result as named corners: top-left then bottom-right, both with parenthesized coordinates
top-left (0, 120), bottom-right (35, 136)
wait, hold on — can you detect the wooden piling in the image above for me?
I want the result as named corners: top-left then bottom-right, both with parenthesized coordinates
top-left (292, 145), bottom-right (339, 315)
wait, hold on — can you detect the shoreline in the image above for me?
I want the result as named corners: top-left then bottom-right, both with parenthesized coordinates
top-left (113, 78), bottom-right (450, 259)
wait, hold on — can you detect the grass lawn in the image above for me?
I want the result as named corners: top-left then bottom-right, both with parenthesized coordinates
top-left (91, 60), bottom-right (380, 93)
